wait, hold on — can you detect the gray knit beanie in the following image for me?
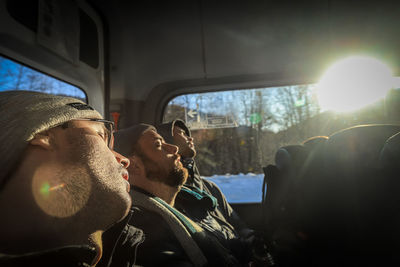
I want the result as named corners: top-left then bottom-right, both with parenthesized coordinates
top-left (156, 119), bottom-right (191, 145)
top-left (114, 124), bottom-right (156, 157)
top-left (0, 90), bottom-right (102, 189)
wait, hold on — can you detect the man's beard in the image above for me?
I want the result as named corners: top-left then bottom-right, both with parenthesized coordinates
top-left (140, 154), bottom-right (188, 187)
top-left (163, 166), bottom-right (188, 187)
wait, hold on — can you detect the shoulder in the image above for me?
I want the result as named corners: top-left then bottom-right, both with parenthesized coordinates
top-left (201, 178), bottom-right (228, 203)
top-left (201, 178), bottom-right (220, 191)
top-left (129, 207), bottom-right (171, 237)
top-left (129, 208), bottom-right (194, 266)
top-left (131, 207), bottom-right (197, 250)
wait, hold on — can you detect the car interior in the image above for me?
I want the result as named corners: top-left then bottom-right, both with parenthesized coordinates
top-left (1, 0), bottom-right (400, 265)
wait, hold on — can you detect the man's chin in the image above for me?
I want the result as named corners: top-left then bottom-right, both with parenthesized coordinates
top-left (165, 167), bottom-right (188, 187)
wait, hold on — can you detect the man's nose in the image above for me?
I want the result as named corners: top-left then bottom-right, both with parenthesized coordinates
top-left (113, 150), bottom-right (130, 168)
top-left (164, 143), bottom-right (179, 154)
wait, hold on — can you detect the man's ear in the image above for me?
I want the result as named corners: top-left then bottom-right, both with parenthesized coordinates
top-left (29, 130), bottom-right (54, 150)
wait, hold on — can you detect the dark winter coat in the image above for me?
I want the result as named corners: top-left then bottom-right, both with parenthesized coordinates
top-left (0, 208), bottom-right (144, 267)
top-left (97, 209), bottom-right (145, 267)
top-left (182, 158), bottom-right (254, 240)
top-left (0, 245), bottom-right (97, 267)
top-left (175, 183), bottom-right (253, 265)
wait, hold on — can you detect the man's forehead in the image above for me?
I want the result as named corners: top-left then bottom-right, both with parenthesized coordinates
top-left (137, 130), bottom-right (164, 153)
top-left (141, 129), bottom-right (163, 141)
top-left (173, 126), bottom-right (185, 134)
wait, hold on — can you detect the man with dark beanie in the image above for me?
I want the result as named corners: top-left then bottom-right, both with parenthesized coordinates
top-left (156, 120), bottom-right (253, 239)
top-left (0, 91), bottom-right (133, 267)
top-left (106, 124), bottom-right (245, 266)
top-left (157, 120), bottom-right (275, 266)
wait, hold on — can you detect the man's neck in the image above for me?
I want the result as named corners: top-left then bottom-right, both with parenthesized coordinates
top-left (133, 180), bottom-right (181, 206)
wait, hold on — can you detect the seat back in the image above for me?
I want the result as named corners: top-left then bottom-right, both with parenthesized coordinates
top-left (262, 140), bottom-right (328, 266)
top-left (262, 124), bottom-right (400, 266)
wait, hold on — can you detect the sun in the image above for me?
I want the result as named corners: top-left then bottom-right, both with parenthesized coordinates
top-left (316, 56), bottom-right (395, 112)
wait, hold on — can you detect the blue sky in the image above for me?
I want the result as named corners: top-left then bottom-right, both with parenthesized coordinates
top-left (0, 55), bottom-right (86, 101)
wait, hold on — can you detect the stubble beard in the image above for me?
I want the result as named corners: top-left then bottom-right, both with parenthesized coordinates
top-left (63, 131), bottom-right (131, 227)
top-left (141, 156), bottom-right (188, 188)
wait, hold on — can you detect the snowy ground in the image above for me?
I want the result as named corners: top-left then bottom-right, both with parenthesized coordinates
top-left (204, 173), bottom-right (264, 203)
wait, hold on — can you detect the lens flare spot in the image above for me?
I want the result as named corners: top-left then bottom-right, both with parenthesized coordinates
top-left (40, 182), bottom-right (65, 197)
top-left (40, 182), bottom-right (50, 197)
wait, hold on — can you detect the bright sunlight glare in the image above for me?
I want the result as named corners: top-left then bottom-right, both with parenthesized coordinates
top-left (317, 56), bottom-right (394, 112)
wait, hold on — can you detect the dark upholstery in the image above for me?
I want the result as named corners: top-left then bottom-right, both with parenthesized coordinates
top-left (324, 124), bottom-right (400, 173)
top-left (263, 124), bottom-right (400, 266)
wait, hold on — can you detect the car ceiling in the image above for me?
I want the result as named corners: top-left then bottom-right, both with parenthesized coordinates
top-left (90, 0), bottom-right (400, 107)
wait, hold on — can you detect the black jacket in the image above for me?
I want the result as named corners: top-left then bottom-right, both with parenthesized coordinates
top-left (0, 245), bottom-right (97, 267)
top-left (0, 210), bottom-right (144, 267)
top-left (181, 163), bottom-right (274, 266)
top-left (97, 209), bottom-right (145, 267)
top-left (183, 159), bottom-right (254, 239)
top-left (175, 184), bottom-right (253, 265)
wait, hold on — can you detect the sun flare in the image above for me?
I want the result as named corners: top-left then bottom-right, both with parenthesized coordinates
top-left (317, 56), bottom-right (395, 112)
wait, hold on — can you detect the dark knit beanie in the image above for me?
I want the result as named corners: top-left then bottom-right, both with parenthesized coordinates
top-left (114, 124), bottom-right (156, 157)
top-left (156, 119), bottom-right (191, 145)
top-left (0, 90), bottom-right (103, 189)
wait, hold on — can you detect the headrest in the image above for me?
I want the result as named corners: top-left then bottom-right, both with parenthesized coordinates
top-left (274, 136), bottom-right (329, 172)
top-left (324, 124), bottom-right (400, 172)
top-left (302, 136), bottom-right (329, 150)
top-left (275, 145), bottom-right (307, 171)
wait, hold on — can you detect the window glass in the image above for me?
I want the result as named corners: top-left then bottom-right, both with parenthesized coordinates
top-left (164, 82), bottom-right (400, 203)
top-left (0, 55), bottom-right (86, 101)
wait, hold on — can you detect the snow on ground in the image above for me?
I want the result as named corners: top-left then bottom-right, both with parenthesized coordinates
top-left (204, 173), bottom-right (264, 203)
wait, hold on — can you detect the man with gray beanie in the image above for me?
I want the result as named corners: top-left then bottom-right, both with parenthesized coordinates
top-left (0, 90), bottom-right (133, 266)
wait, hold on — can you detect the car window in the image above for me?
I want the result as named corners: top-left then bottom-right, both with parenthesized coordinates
top-left (0, 55), bottom-right (86, 101)
top-left (164, 76), bottom-right (400, 203)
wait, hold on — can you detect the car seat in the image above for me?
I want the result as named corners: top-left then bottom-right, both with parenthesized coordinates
top-left (262, 124), bottom-right (400, 266)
